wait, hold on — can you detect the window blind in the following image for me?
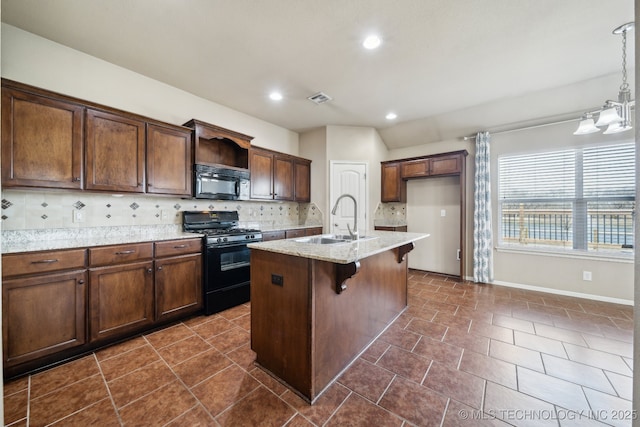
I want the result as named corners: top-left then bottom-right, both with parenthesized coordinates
top-left (583, 142), bottom-right (635, 199)
top-left (499, 150), bottom-right (575, 200)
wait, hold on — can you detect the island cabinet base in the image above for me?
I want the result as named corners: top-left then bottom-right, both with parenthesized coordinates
top-left (250, 247), bottom-right (408, 403)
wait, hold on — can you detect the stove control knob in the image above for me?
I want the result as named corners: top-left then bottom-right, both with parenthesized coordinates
top-left (223, 237), bottom-right (228, 242)
top-left (216, 237), bottom-right (222, 244)
top-left (250, 234), bottom-right (255, 239)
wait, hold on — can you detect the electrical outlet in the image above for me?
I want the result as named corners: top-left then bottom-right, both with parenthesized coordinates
top-left (582, 271), bottom-right (592, 281)
top-left (271, 274), bottom-right (284, 286)
top-left (72, 210), bottom-right (85, 223)
top-left (441, 209), bottom-right (446, 217)
top-left (161, 210), bottom-right (169, 220)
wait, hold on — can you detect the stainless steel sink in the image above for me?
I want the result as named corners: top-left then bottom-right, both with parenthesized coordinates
top-left (294, 236), bottom-right (349, 244)
top-left (294, 234), bottom-right (378, 244)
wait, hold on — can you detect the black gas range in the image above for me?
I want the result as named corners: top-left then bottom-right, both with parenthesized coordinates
top-left (183, 211), bottom-right (262, 315)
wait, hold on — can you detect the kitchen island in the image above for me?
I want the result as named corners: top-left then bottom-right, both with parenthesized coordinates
top-left (248, 231), bottom-right (428, 403)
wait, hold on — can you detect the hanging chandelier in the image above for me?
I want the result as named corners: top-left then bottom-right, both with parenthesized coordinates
top-left (574, 22), bottom-right (635, 135)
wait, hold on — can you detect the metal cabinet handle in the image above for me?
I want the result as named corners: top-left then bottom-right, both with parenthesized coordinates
top-left (78, 280), bottom-right (85, 285)
top-left (148, 183), bottom-right (153, 187)
top-left (115, 250), bottom-right (136, 255)
top-left (147, 268), bottom-right (153, 273)
top-left (157, 266), bottom-right (163, 271)
top-left (173, 245), bottom-right (187, 249)
top-left (73, 177), bottom-right (81, 182)
top-left (31, 259), bottom-right (59, 264)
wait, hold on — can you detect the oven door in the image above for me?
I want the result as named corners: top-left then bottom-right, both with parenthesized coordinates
top-left (205, 243), bottom-right (251, 292)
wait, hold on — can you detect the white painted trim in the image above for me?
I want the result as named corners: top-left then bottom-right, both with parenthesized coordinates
top-left (486, 279), bottom-right (633, 306)
top-left (495, 246), bottom-right (633, 264)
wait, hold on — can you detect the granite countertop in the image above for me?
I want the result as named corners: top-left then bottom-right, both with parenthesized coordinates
top-left (247, 231), bottom-right (428, 264)
top-left (1, 227), bottom-right (203, 254)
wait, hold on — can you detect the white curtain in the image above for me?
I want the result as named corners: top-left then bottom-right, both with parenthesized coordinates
top-left (473, 131), bottom-right (493, 283)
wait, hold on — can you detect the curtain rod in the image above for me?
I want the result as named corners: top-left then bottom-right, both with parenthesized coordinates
top-left (462, 116), bottom-right (581, 141)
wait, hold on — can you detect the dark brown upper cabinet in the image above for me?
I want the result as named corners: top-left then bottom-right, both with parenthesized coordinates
top-left (249, 147), bottom-right (308, 201)
top-left (294, 158), bottom-right (311, 202)
top-left (183, 119), bottom-right (252, 169)
top-left (381, 161), bottom-right (405, 202)
top-left (85, 109), bottom-right (146, 193)
top-left (146, 123), bottom-right (192, 196)
top-left (1, 83), bottom-right (84, 189)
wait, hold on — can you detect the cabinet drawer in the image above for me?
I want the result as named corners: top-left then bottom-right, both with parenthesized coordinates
top-left (154, 238), bottom-right (202, 258)
top-left (262, 230), bottom-right (285, 241)
top-left (3, 249), bottom-right (87, 278)
top-left (89, 243), bottom-right (153, 267)
top-left (305, 227), bottom-right (323, 236)
top-left (285, 229), bottom-right (306, 239)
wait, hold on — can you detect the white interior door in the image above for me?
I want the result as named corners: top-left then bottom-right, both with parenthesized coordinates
top-left (407, 176), bottom-right (460, 275)
top-left (330, 162), bottom-right (367, 236)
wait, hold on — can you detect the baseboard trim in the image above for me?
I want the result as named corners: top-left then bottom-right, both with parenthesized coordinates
top-left (487, 279), bottom-right (633, 306)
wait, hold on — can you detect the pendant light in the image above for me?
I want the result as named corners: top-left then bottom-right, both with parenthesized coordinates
top-left (574, 22), bottom-right (635, 135)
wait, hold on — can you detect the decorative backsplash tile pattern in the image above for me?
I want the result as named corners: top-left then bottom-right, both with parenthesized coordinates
top-left (1, 190), bottom-right (323, 232)
top-left (373, 202), bottom-right (407, 226)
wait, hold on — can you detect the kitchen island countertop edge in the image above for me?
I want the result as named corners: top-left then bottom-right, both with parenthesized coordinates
top-left (247, 230), bottom-right (428, 264)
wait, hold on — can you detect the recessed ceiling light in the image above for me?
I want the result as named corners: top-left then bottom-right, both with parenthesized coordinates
top-left (363, 35), bottom-right (382, 50)
top-left (269, 91), bottom-right (283, 101)
top-left (386, 112), bottom-right (397, 120)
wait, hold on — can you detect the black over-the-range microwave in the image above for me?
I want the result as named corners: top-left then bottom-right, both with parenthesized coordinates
top-left (194, 164), bottom-right (250, 200)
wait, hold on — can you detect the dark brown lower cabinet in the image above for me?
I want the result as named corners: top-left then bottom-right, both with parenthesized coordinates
top-left (155, 253), bottom-right (202, 322)
top-left (89, 261), bottom-right (155, 342)
top-left (2, 270), bottom-right (87, 368)
top-left (3, 238), bottom-right (204, 378)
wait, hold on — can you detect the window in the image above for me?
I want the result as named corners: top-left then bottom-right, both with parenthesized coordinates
top-left (498, 142), bottom-right (635, 255)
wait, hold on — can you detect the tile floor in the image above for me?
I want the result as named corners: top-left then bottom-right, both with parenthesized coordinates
top-left (3, 270), bottom-right (634, 426)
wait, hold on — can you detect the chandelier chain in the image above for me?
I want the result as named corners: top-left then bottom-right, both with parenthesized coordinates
top-left (620, 29), bottom-right (629, 91)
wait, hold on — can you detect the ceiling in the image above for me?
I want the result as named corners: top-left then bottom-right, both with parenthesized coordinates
top-left (1, 0), bottom-right (635, 148)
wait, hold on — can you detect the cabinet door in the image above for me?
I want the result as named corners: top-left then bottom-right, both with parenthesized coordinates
top-left (89, 261), bottom-right (154, 342)
top-left (294, 159), bottom-right (311, 202)
top-left (146, 123), bottom-right (192, 196)
top-left (401, 159), bottom-right (429, 178)
top-left (1, 87), bottom-right (84, 189)
top-left (155, 253), bottom-right (202, 322)
top-left (430, 154), bottom-right (462, 176)
top-left (273, 155), bottom-right (294, 201)
top-left (381, 162), bottom-right (406, 202)
top-left (3, 270), bottom-right (87, 367)
top-left (250, 149), bottom-right (274, 199)
top-left (85, 109), bottom-right (145, 192)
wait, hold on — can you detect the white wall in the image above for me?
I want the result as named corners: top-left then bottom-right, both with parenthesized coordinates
top-left (325, 126), bottom-right (388, 232)
top-left (490, 120), bottom-right (634, 302)
top-left (299, 127), bottom-right (328, 220)
top-left (1, 24), bottom-right (299, 154)
top-left (407, 177), bottom-right (461, 275)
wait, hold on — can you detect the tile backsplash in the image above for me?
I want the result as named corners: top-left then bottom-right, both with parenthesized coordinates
top-left (1, 190), bottom-right (323, 231)
top-left (373, 202), bottom-right (407, 226)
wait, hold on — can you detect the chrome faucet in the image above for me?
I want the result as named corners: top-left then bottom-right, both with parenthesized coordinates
top-left (331, 194), bottom-right (358, 240)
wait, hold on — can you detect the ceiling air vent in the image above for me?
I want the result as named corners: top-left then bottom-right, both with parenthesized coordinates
top-left (307, 92), bottom-right (332, 105)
